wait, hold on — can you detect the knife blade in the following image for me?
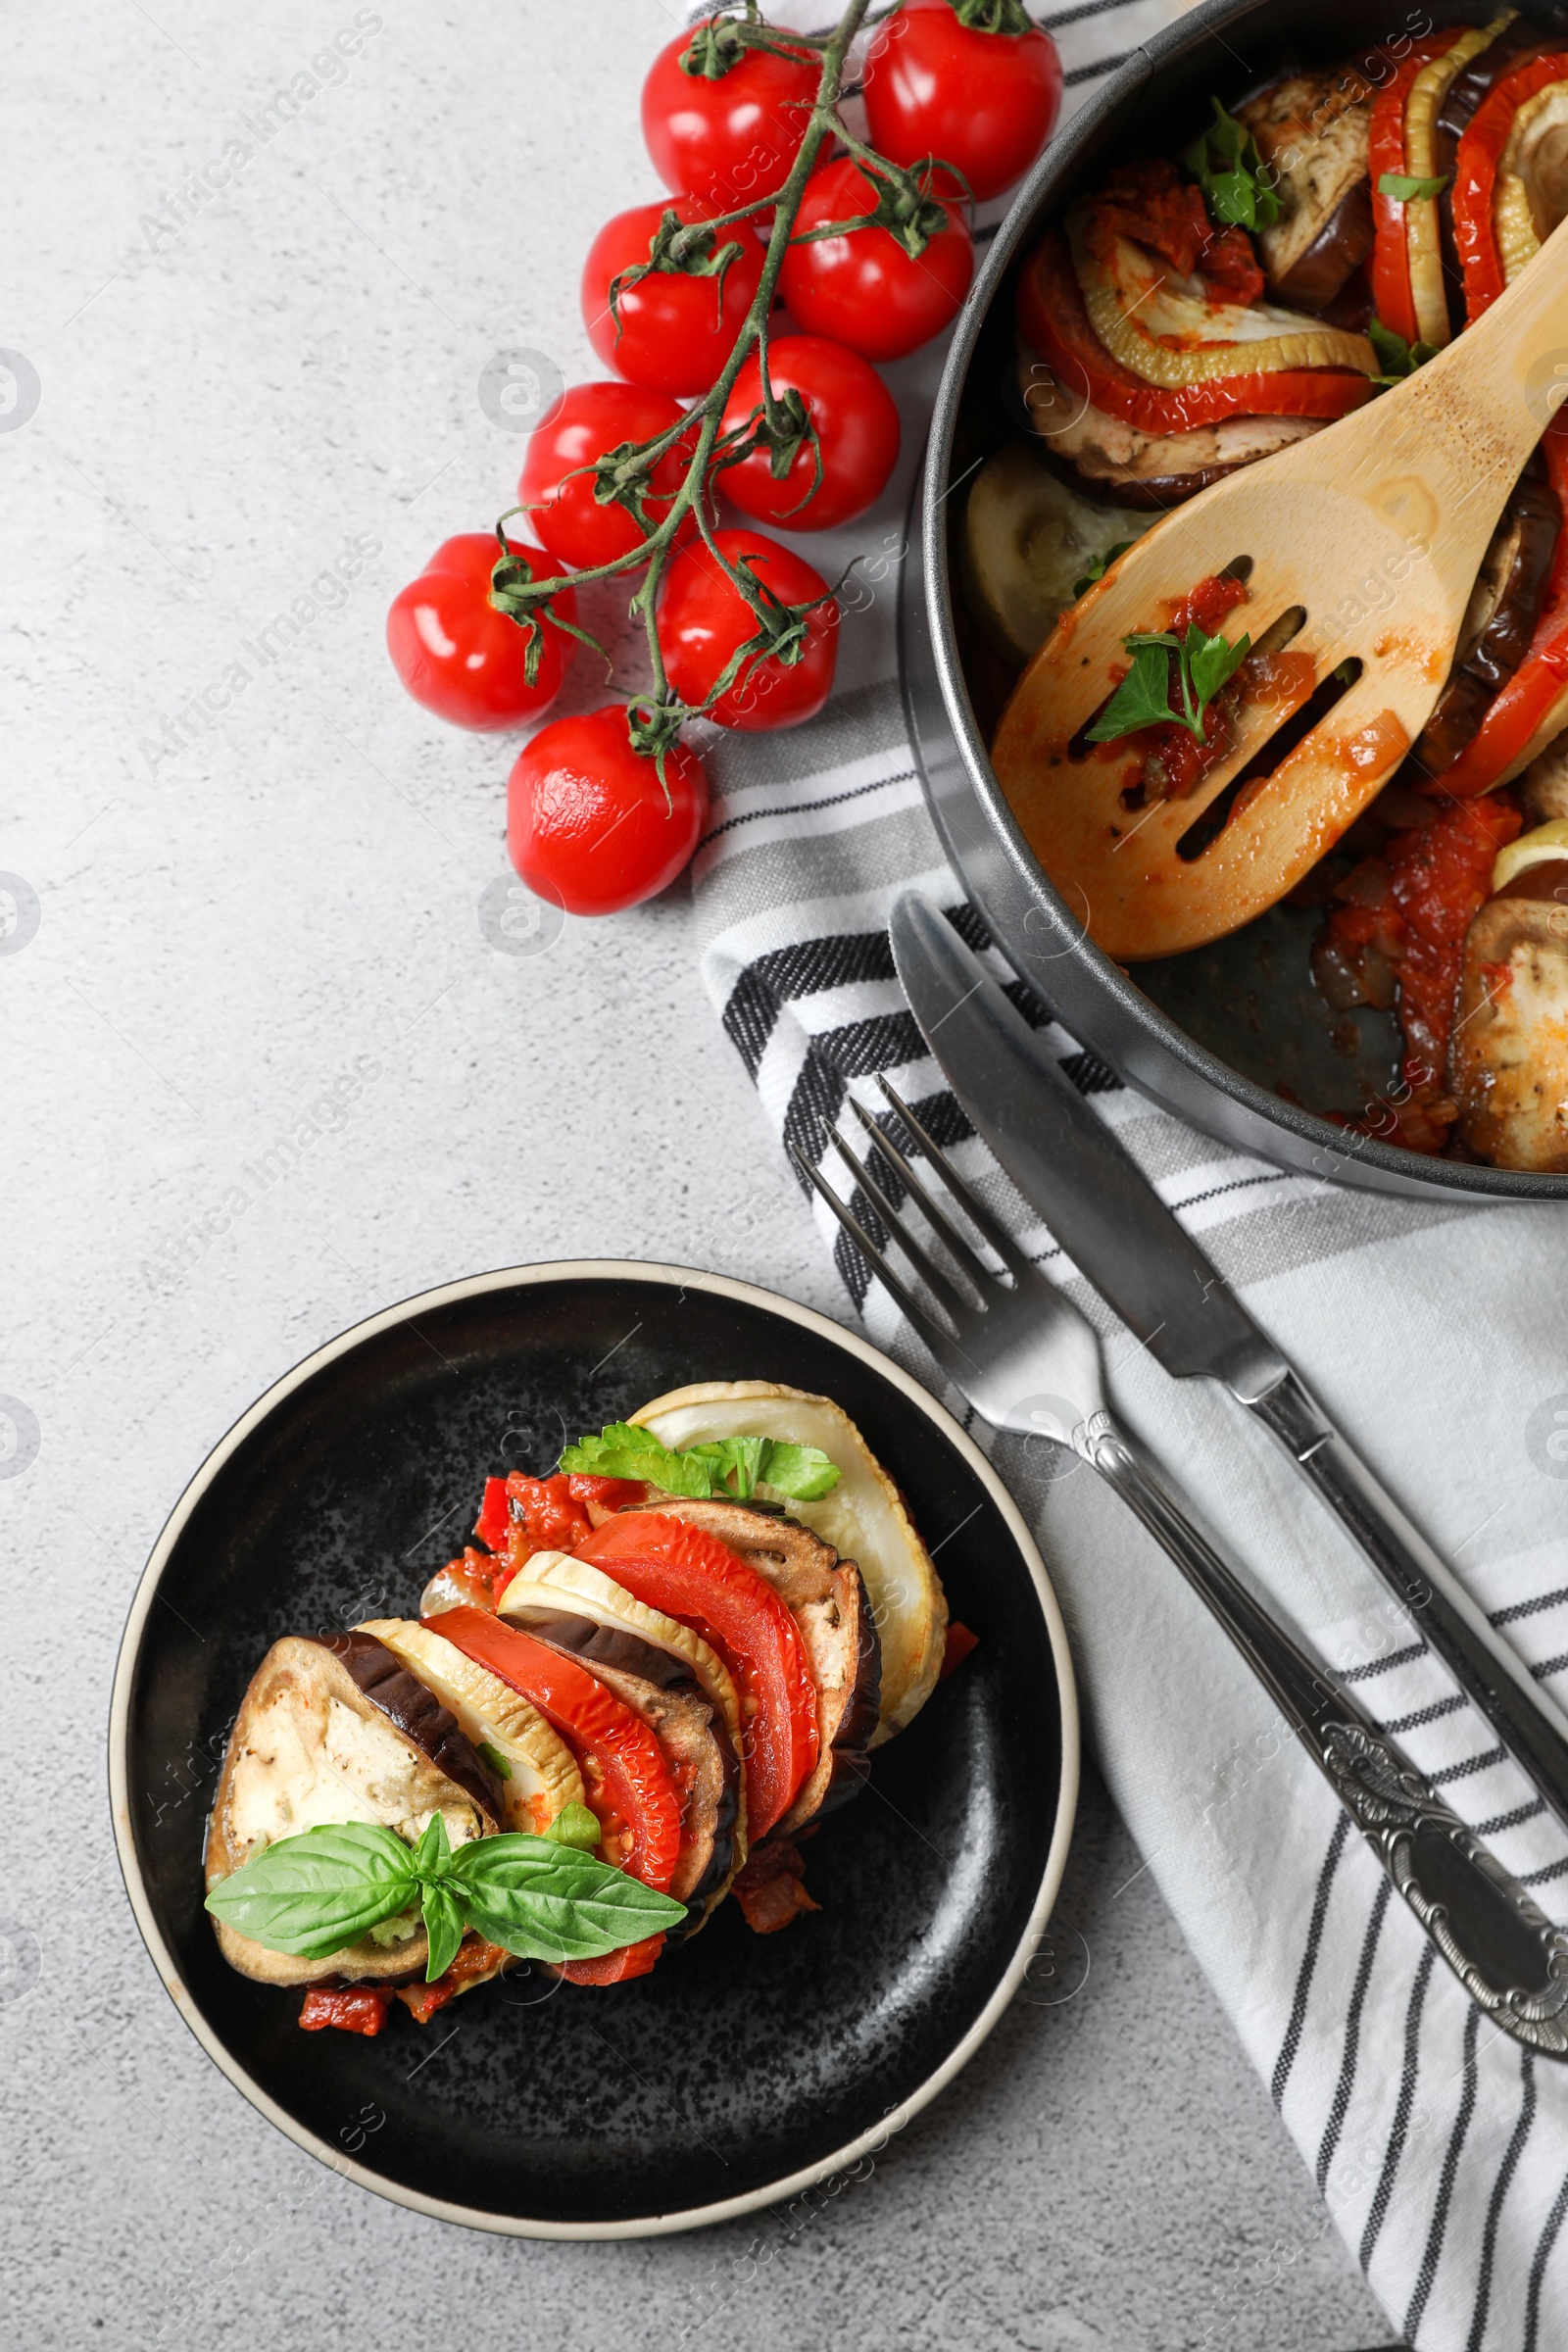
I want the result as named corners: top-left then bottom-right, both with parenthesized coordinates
top-left (889, 888), bottom-right (1568, 1825)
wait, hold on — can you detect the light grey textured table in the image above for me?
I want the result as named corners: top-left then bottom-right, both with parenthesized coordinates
top-left (2, 3), bottom-right (1394, 2343)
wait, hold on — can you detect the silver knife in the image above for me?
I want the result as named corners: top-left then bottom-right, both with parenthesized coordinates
top-left (890, 888), bottom-right (1568, 1832)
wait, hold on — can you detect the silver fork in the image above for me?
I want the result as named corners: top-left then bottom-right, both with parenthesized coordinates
top-left (795, 1075), bottom-right (1568, 2054)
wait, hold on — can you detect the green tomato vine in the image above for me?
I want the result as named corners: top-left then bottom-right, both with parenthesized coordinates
top-left (487, 0), bottom-right (956, 792)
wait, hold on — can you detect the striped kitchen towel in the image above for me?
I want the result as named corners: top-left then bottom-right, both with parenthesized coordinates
top-left (685, 10), bottom-right (1568, 2343)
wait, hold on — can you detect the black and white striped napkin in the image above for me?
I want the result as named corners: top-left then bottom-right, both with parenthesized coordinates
top-left (684, 10), bottom-right (1568, 2342)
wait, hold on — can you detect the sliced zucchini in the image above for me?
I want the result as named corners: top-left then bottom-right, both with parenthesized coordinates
top-left (360, 1616), bottom-right (583, 1837)
top-left (960, 443), bottom-right (1150, 664)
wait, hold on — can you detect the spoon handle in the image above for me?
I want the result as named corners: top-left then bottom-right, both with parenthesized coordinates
top-left (1381, 209), bottom-right (1568, 505)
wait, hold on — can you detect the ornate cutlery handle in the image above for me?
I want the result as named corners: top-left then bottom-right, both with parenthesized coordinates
top-left (1080, 1410), bottom-right (1568, 2055)
top-left (1248, 1366), bottom-right (1568, 1835)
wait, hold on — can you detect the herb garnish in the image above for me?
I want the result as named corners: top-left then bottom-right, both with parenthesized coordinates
top-left (205, 1815), bottom-right (684, 1981)
top-left (1367, 317), bottom-right (1439, 390)
top-left (561, 1420), bottom-right (841, 1501)
top-left (1087, 622), bottom-right (1252, 746)
top-left (541, 1801), bottom-right (602, 1850)
top-left (1377, 171), bottom-right (1447, 203)
top-left (1073, 541), bottom-right (1137, 601)
top-left (1183, 97), bottom-right (1281, 231)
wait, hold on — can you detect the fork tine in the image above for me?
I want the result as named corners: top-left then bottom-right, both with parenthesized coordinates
top-left (789, 1144), bottom-right (960, 1359)
top-left (845, 1093), bottom-right (1000, 1294)
top-left (826, 1125), bottom-right (975, 1326)
top-left (875, 1075), bottom-right (1035, 1278)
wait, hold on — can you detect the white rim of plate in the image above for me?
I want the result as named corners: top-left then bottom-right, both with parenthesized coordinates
top-left (108, 1257), bottom-right (1081, 2240)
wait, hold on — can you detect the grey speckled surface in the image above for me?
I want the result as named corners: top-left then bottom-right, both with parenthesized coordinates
top-left (2, 3), bottom-right (1393, 2344)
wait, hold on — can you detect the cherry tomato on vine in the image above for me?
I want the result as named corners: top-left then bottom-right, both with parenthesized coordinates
top-left (385, 533), bottom-right (576, 732)
top-left (862, 0), bottom-right (1062, 204)
top-left (582, 198), bottom-right (764, 398)
top-left (658, 528), bottom-right (836, 732)
top-left (642, 18), bottom-right (818, 206)
top-left (518, 382), bottom-right (699, 571)
top-left (718, 335), bottom-right (901, 531)
top-left (507, 708), bottom-right (710, 916)
top-left (778, 157), bottom-right (973, 364)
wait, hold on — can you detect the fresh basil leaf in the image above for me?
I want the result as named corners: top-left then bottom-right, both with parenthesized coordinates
top-left (1073, 541), bottom-right (1135, 601)
top-left (204, 1822), bottom-right (417, 1960)
top-left (757, 1440), bottom-right (841, 1500)
top-left (1185, 96), bottom-right (1280, 231)
top-left (1367, 318), bottom-right (1439, 390)
top-left (1085, 638), bottom-right (1178, 742)
top-left (541, 1800), bottom-right (602, 1850)
top-left (476, 1740), bottom-right (513, 1782)
top-left (420, 1880), bottom-right (466, 1982)
top-left (1378, 171), bottom-right (1447, 203)
top-left (412, 1809), bottom-right (452, 1880)
top-left (1185, 622), bottom-right (1251, 712)
top-left (448, 1833), bottom-right (686, 1962)
top-left (1204, 166), bottom-right (1267, 230)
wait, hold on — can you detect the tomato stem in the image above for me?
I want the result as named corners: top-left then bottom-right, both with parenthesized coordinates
top-left (490, 0), bottom-right (884, 759)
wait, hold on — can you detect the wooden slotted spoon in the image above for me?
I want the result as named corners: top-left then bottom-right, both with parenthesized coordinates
top-left (991, 213), bottom-right (1568, 963)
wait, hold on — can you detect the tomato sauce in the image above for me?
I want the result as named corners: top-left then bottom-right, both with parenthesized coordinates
top-left (1321, 794), bottom-right (1523, 1148)
top-left (297, 1985), bottom-right (392, 2036)
top-left (1091, 157), bottom-right (1264, 302)
top-left (396, 1938), bottom-right (510, 2026)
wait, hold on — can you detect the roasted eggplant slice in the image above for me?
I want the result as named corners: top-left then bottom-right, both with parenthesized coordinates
top-left (623, 1496), bottom-right (880, 1835)
top-left (1237, 73), bottom-right (1373, 311)
top-left (527, 1630), bottom-right (738, 1917)
top-left (1408, 461), bottom-right (1561, 781)
top-left (1451, 858), bottom-right (1568, 1168)
top-left (498, 1551), bottom-right (744, 1763)
top-left (204, 1631), bottom-right (503, 1987)
top-left (1018, 360), bottom-right (1326, 506)
top-left (499, 1552), bottom-right (747, 1919)
top-left (358, 1617), bottom-right (583, 1836)
top-left (630, 1381), bottom-right (946, 1745)
top-left (1437, 12), bottom-right (1566, 317)
top-left (1522, 731), bottom-right (1568, 821)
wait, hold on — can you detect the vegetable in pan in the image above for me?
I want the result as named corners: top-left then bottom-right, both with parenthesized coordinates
top-left (959, 6), bottom-right (1568, 1171)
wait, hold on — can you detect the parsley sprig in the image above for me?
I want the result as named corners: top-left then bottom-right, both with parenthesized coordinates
top-left (1073, 541), bottom-right (1137, 601)
top-left (1087, 622), bottom-right (1252, 746)
top-left (1183, 96), bottom-right (1280, 232)
top-left (206, 1814), bottom-right (683, 1982)
top-left (561, 1420), bottom-right (840, 1502)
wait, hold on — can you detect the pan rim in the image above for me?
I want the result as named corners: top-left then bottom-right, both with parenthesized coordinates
top-left (918, 0), bottom-right (1568, 1200)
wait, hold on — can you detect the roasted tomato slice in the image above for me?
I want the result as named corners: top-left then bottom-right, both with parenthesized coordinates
top-left (426, 1608), bottom-right (683, 1894)
top-left (578, 1512), bottom-right (819, 1838)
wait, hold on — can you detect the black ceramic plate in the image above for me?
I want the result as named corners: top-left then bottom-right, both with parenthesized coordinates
top-left (110, 1261), bottom-right (1077, 2238)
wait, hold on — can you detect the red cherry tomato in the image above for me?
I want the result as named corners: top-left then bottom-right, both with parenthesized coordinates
top-left (658, 528), bottom-right (836, 731)
top-left (642, 18), bottom-right (819, 206)
top-left (778, 158), bottom-right (973, 363)
top-left (517, 382), bottom-right (699, 571)
top-left (507, 707), bottom-right (709, 916)
top-left (582, 199), bottom-right (764, 397)
top-left (385, 533), bottom-right (576, 732)
top-left (718, 335), bottom-right (901, 531)
top-left (862, 0), bottom-right (1062, 203)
